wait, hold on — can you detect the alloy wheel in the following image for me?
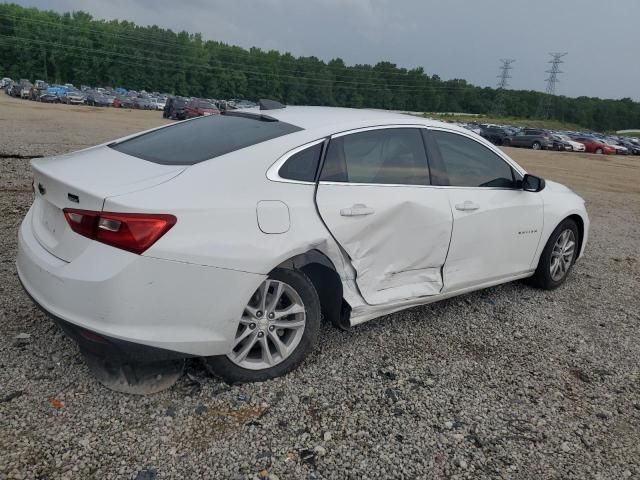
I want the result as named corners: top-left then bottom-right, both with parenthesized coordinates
top-left (227, 279), bottom-right (306, 370)
top-left (550, 229), bottom-right (576, 282)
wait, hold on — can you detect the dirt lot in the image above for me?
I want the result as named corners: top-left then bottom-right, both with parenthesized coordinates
top-left (1, 93), bottom-right (639, 479)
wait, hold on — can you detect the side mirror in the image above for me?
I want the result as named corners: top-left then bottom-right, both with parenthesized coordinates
top-left (522, 174), bottom-right (545, 192)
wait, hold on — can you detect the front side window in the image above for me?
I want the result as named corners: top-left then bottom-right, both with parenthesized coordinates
top-left (320, 128), bottom-right (430, 186)
top-left (430, 130), bottom-right (517, 188)
top-left (279, 143), bottom-right (323, 182)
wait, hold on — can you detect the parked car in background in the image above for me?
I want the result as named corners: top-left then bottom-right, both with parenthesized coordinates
top-left (133, 97), bottom-right (154, 110)
top-left (16, 79), bottom-right (33, 99)
top-left (602, 138), bottom-right (629, 155)
top-left (550, 135), bottom-right (573, 151)
top-left (480, 126), bottom-right (515, 146)
top-left (0, 77), bottom-right (12, 88)
top-left (503, 129), bottom-right (554, 150)
top-left (570, 136), bottom-right (616, 155)
top-left (60, 90), bottom-right (85, 105)
top-left (28, 82), bottom-right (49, 101)
top-left (184, 99), bottom-right (220, 118)
top-left (8, 83), bottom-right (19, 96)
top-left (553, 134), bottom-right (585, 152)
top-left (38, 91), bottom-right (61, 103)
top-left (164, 96), bottom-right (188, 119)
top-left (150, 97), bottom-right (166, 110)
top-left (4, 79), bottom-right (14, 94)
top-left (616, 138), bottom-right (640, 155)
top-left (113, 95), bottom-right (133, 108)
top-left (85, 92), bottom-right (110, 107)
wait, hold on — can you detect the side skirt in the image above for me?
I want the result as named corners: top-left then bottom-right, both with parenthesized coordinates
top-left (349, 270), bottom-right (535, 326)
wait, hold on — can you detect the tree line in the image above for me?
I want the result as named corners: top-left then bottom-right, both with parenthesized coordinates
top-left (0, 3), bottom-right (638, 132)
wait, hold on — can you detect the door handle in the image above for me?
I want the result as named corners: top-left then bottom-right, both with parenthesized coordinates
top-left (455, 201), bottom-right (480, 212)
top-left (340, 204), bottom-right (375, 217)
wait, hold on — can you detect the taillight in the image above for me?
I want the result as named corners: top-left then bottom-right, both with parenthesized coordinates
top-left (63, 209), bottom-right (176, 254)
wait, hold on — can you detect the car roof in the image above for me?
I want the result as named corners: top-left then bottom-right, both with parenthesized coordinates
top-left (237, 106), bottom-right (462, 135)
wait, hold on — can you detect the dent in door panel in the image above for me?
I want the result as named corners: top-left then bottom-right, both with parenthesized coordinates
top-left (338, 200), bottom-right (451, 304)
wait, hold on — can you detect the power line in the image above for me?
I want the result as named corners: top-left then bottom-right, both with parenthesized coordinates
top-left (492, 58), bottom-right (515, 116)
top-left (0, 12), bottom-right (438, 80)
top-left (537, 52), bottom-right (567, 119)
top-left (0, 34), bottom-right (476, 94)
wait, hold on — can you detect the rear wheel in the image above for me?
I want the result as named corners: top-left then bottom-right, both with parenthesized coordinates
top-left (203, 268), bottom-right (321, 384)
top-left (595, 148), bottom-right (603, 154)
top-left (502, 138), bottom-right (511, 147)
top-left (529, 219), bottom-right (579, 290)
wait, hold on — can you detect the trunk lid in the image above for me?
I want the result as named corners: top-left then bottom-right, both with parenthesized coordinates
top-left (30, 146), bottom-right (185, 262)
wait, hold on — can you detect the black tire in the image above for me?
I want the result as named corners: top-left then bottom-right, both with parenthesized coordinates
top-left (595, 148), bottom-right (603, 154)
top-left (528, 218), bottom-right (579, 290)
top-left (502, 138), bottom-right (511, 147)
top-left (202, 268), bottom-right (321, 384)
top-left (532, 141), bottom-right (542, 150)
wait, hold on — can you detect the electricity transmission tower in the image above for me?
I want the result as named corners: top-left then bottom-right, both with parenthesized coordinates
top-left (492, 59), bottom-right (515, 116)
top-left (537, 52), bottom-right (568, 119)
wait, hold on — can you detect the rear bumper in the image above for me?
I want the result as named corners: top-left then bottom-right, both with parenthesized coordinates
top-left (19, 276), bottom-right (189, 362)
top-left (17, 206), bottom-right (266, 357)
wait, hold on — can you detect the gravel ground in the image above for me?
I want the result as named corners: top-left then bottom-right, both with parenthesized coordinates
top-left (1, 94), bottom-right (639, 479)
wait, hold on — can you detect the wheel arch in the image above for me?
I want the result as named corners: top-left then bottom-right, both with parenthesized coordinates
top-left (275, 249), bottom-right (350, 330)
top-left (566, 213), bottom-right (585, 259)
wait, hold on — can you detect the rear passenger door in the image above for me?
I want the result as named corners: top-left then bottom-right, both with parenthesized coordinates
top-left (426, 129), bottom-right (543, 291)
top-left (315, 127), bottom-right (453, 305)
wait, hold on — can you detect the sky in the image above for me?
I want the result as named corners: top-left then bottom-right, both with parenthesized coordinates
top-left (10, 0), bottom-right (640, 100)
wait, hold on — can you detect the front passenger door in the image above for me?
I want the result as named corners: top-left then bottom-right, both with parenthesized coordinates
top-left (426, 129), bottom-right (544, 291)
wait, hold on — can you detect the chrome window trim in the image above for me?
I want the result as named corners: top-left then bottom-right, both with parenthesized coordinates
top-left (266, 138), bottom-right (326, 185)
top-left (317, 181), bottom-right (523, 191)
top-left (267, 123), bottom-right (527, 187)
top-left (330, 123), bottom-right (430, 138)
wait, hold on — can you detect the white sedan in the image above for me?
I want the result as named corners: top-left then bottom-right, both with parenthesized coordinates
top-left (17, 103), bottom-right (589, 387)
top-left (555, 134), bottom-right (586, 152)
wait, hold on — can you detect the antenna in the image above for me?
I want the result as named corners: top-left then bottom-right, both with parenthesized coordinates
top-left (493, 59), bottom-right (515, 116)
top-left (537, 52), bottom-right (568, 119)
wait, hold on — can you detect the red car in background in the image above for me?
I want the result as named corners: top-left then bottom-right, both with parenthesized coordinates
top-left (571, 136), bottom-right (616, 154)
top-left (184, 99), bottom-right (219, 118)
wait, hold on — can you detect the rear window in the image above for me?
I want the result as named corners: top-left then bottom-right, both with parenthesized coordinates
top-left (111, 114), bottom-right (303, 165)
top-left (279, 143), bottom-right (323, 182)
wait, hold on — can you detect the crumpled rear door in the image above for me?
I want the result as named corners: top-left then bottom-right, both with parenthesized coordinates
top-left (315, 184), bottom-right (453, 305)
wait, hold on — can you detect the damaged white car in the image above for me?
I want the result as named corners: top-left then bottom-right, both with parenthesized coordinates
top-left (17, 101), bottom-right (589, 388)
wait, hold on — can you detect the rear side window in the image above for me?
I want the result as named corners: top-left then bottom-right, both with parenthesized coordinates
top-left (279, 143), bottom-right (323, 182)
top-left (111, 114), bottom-right (302, 165)
top-left (320, 128), bottom-right (430, 186)
top-left (430, 130), bottom-right (517, 188)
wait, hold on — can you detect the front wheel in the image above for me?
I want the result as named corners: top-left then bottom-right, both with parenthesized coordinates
top-left (532, 141), bottom-right (542, 150)
top-left (595, 148), bottom-right (603, 154)
top-left (529, 219), bottom-right (579, 290)
top-left (203, 268), bottom-right (321, 384)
